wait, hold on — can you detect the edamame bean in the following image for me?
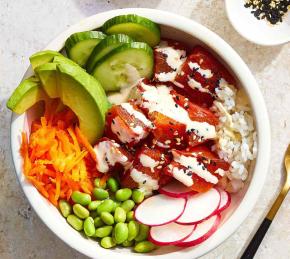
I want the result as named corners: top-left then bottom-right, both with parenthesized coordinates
top-left (97, 199), bottom-right (114, 214)
top-left (126, 211), bottom-right (134, 222)
top-left (93, 188), bottom-right (109, 200)
top-left (111, 201), bottom-right (121, 213)
top-left (71, 191), bottom-right (91, 206)
top-left (132, 190), bottom-right (145, 204)
top-left (121, 200), bottom-right (135, 212)
top-left (114, 222), bottom-right (129, 244)
top-left (134, 224), bottom-right (149, 242)
top-left (107, 177), bottom-right (119, 192)
top-left (100, 212), bottom-right (114, 225)
top-left (94, 178), bottom-right (106, 189)
top-left (114, 207), bottom-right (126, 223)
top-left (94, 226), bottom-right (113, 238)
top-left (100, 237), bottom-right (116, 249)
top-left (67, 215), bottom-right (83, 231)
top-left (122, 240), bottom-right (134, 247)
top-left (94, 216), bottom-right (105, 227)
top-left (115, 188), bottom-right (132, 201)
top-left (84, 217), bottom-right (95, 237)
top-left (128, 220), bottom-right (140, 241)
top-left (134, 241), bottom-right (155, 253)
top-left (90, 210), bottom-right (99, 219)
top-left (88, 200), bottom-right (102, 211)
top-left (59, 200), bottom-right (72, 218)
top-left (73, 204), bottom-right (89, 219)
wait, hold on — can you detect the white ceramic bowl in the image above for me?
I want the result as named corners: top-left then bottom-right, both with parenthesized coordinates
top-left (225, 0), bottom-right (290, 46)
top-left (10, 8), bottom-right (271, 259)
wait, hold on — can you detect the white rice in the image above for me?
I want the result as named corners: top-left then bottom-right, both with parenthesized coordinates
top-left (211, 79), bottom-right (257, 192)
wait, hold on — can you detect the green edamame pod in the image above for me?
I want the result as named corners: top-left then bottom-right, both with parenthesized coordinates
top-left (100, 237), bottom-right (116, 249)
top-left (115, 188), bottom-right (132, 201)
top-left (94, 178), bottom-right (106, 189)
top-left (100, 212), bottom-right (114, 225)
top-left (122, 240), bottom-right (134, 247)
top-left (94, 216), bottom-right (105, 227)
top-left (84, 217), bottom-right (95, 237)
top-left (107, 177), bottom-right (119, 192)
top-left (126, 211), bottom-right (134, 222)
top-left (88, 200), bottom-right (102, 211)
top-left (97, 199), bottom-right (114, 214)
top-left (132, 189), bottom-right (145, 204)
top-left (128, 220), bottom-right (140, 241)
top-left (94, 226), bottom-right (113, 238)
top-left (73, 204), bottom-right (90, 219)
top-left (59, 200), bottom-right (72, 218)
top-left (121, 200), bottom-right (135, 212)
top-left (93, 188), bottom-right (109, 200)
top-left (114, 222), bottom-right (129, 244)
top-left (67, 215), bottom-right (83, 231)
top-left (114, 207), bottom-right (126, 223)
top-left (71, 191), bottom-right (91, 206)
top-left (134, 241), bottom-right (155, 253)
top-left (135, 224), bottom-right (149, 242)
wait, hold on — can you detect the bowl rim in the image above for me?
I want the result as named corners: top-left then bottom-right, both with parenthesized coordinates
top-left (10, 8), bottom-right (271, 259)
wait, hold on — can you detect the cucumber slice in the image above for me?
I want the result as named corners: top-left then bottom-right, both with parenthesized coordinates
top-left (65, 31), bottom-right (106, 67)
top-left (91, 42), bottom-right (153, 92)
top-left (86, 34), bottom-right (133, 73)
top-left (102, 14), bottom-right (160, 47)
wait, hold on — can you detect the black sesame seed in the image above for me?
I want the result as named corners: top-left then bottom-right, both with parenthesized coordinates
top-left (143, 180), bottom-right (147, 184)
top-left (112, 119), bottom-right (115, 124)
top-left (175, 104), bottom-right (178, 108)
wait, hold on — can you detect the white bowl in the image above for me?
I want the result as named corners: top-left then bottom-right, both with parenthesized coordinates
top-left (225, 0), bottom-right (290, 46)
top-left (10, 8), bottom-right (271, 259)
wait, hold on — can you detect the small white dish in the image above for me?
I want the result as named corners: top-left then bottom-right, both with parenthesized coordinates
top-left (225, 0), bottom-right (290, 46)
top-left (10, 8), bottom-right (271, 259)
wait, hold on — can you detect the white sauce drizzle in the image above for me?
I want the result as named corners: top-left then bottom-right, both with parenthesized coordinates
top-left (188, 62), bottom-right (213, 78)
top-left (172, 151), bottom-right (219, 184)
top-left (111, 118), bottom-right (134, 143)
top-left (214, 168), bottom-right (226, 177)
top-left (155, 71), bottom-right (176, 82)
top-left (94, 140), bottom-right (129, 173)
top-left (187, 77), bottom-right (211, 95)
top-left (172, 167), bottom-right (194, 187)
top-left (140, 82), bottom-right (216, 140)
top-left (139, 154), bottom-right (159, 172)
top-left (120, 103), bottom-right (151, 127)
top-left (130, 168), bottom-right (159, 195)
top-left (155, 41), bottom-right (186, 71)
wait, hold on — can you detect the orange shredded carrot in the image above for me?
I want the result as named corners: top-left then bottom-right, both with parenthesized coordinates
top-left (20, 107), bottom-right (97, 206)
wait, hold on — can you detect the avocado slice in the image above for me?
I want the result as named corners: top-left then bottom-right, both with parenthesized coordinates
top-left (29, 50), bottom-right (61, 70)
top-left (35, 57), bottom-right (109, 144)
top-left (6, 76), bottom-right (48, 114)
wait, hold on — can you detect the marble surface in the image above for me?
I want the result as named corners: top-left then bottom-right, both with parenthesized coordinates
top-left (0, 0), bottom-right (289, 258)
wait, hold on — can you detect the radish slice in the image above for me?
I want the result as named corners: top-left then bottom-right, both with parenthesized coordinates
top-left (158, 180), bottom-right (196, 198)
top-left (216, 189), bottom-right (231, 213)
top-left (135, 194), bottom-right (187, 226)
top-left (176, 188), bottom-right (220, 225)
top-left (177, 214), bottom-right (221, 247)
top-left (149, 222), bottom-right (196, 246)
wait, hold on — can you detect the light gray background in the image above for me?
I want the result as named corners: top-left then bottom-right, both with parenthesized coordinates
top-left (0, 0), bottom-right (289, 258)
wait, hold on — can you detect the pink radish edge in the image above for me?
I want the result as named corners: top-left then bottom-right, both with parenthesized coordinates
top-left (177, 214), bottom-right (221, 247)
top-left (158, 182), bottom-right (196, 198)
top-left (216, 189), bottom-right (231, 214)
top-left (134, 196), bottom-right (188, 227)
top-left (148, 223), bottom-right (196, 246)
top-left (176, 188), bottom-right (221, 225)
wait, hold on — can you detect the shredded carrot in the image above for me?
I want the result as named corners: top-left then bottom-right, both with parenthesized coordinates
top-left (20, 106), bottom-right (97, 206)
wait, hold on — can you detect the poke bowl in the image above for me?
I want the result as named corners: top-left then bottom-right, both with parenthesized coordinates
top-left (9, 8), bottom-right (270, 259)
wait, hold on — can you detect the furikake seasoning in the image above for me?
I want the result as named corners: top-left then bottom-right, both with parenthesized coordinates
top-left (244, 0), bottom-right (290, 24)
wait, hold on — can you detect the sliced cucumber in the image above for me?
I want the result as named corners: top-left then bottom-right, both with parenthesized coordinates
top-left (65, 31), bottom-right (106, 67)
top-left (102, 14), bottom-right (160, 47)
top-left (91, 42), bottom-right (153, 92)
top-left (6, 76), bottom-right (48, 114)
top-left (86, 34), bottom-right (133, 73)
